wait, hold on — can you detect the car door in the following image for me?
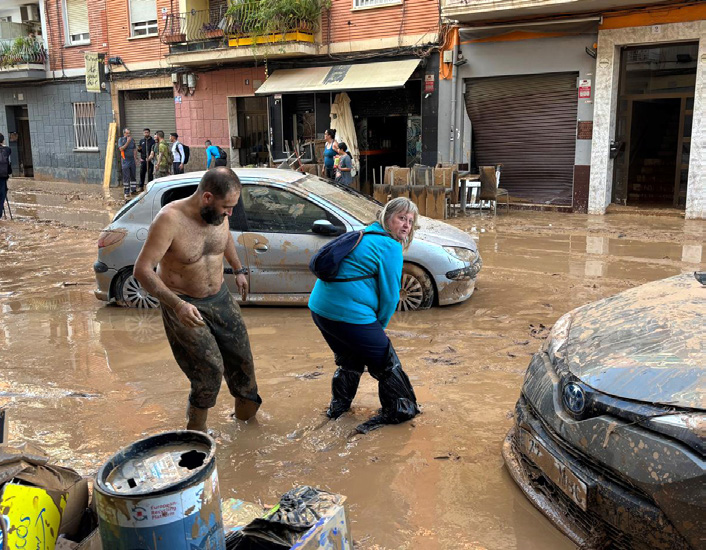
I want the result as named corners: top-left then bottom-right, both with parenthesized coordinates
top-left (239, 184), bottom-right (346, 294)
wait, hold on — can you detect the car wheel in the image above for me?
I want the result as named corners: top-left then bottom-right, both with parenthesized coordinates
top-left (398, 264), bottom-right (434, 311)
top-left (116, 269), bottom-right (160, 309)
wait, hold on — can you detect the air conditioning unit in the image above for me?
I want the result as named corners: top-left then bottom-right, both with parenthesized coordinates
top-left (20, 4), bottom-right (41, 23)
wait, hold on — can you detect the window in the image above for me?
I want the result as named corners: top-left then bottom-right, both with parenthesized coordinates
top-left (130, 0), bottom-right (158, 36)
top-left (72, 102), bottom-right (98, 150)
top-left (65, 0), bottom-right (89, 44)
top-left (352, 0), bottom-right (402, 8)
top-left (241, 186), bottom-right (344, 234)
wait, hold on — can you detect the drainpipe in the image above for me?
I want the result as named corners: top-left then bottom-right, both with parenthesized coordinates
top-left (456, 78), bottom-right (464, 165)
top-left (449, 43), bottom-right (458, 165)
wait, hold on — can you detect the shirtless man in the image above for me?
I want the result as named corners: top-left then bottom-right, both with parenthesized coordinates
top-left (134, 167), bottom-right (260, 432)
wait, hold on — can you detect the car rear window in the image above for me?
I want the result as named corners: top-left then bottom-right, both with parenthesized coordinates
top-left (162, 184), bottom-right (198, 206)
top-left (112, 195), bottom-right (141, 222)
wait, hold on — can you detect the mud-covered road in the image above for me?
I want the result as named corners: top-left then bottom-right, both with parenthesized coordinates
top-left (1, 179), bottom-right (704, 549)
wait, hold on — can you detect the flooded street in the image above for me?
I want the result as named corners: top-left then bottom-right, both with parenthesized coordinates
top-left (1, 179), bottom-right (704, 549)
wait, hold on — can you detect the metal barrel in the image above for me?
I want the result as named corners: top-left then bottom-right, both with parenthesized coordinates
top-left (94, 430), bottom-right (225, 550)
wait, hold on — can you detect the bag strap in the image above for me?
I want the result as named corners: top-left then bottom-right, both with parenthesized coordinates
top-left (328, 230), bottom-right (390, 282)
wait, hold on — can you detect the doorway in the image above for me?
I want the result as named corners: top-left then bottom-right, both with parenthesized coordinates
top-left (612, 42), bottom-right (697, 208)
top-left (627, 99), bottom-right (680, 206)
top-left (234, 97), bottom-right (269, 166)
top-left (5, 105), bottom-right (33, 177)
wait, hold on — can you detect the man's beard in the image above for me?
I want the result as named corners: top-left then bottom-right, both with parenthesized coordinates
top-left (200, 206), bottom-right (226, 226)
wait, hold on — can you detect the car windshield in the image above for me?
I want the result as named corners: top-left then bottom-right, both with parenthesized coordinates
top-left (299, 175), bottom-right (381, 223)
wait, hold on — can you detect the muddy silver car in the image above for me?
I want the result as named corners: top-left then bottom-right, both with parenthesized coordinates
top-left (94, 169), bottom-right (482, 310)
top-left (503, 274), bottom-right (705, 549)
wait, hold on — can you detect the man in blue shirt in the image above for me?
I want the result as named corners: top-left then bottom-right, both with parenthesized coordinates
top-left (205, 140), bottom-right (227, 168)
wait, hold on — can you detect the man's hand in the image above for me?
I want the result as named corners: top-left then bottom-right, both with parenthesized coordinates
top-left (179, 163), bottom-right (184, 171)
top-left (175, 300), bottom-right (206, 328)
top-left (236, 273), bottom-right (248, 301)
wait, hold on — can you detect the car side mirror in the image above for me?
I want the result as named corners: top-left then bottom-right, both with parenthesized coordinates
top-left (312, 219), bottom-right (339, 236)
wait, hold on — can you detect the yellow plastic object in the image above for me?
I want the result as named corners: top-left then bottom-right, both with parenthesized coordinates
top-left (0, 483), bottom-right (67, 550)
top-left (228, 31), bottom-right (315, 47)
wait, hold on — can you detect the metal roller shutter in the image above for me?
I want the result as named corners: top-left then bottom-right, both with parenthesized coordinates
top-left (123, 89), bottom-right (176, 139)
top-left (465, 72), bottom-right (578, 205)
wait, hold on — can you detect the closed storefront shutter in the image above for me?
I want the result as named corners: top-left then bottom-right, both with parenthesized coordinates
top-left (66, 0), bottom-right (89, 40)
top-left (465, 72), bottom-right (578, 205)
top-left (123, 90), bottom-right (176, 139)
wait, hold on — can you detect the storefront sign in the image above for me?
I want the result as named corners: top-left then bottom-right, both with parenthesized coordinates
top-left (578, 79), bottom-right (591, 99)
top-left (424, 74), bottom-right (434, 93)
top-left (323, 65), bottom-right (351, 85)
top-left (85, 52), bottom-right (105, 93)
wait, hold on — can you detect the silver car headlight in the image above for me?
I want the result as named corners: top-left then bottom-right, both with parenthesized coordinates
top-left (443, 246), bottom-right (477, 263)
top-left (544, 312), bottom-right (573, 364)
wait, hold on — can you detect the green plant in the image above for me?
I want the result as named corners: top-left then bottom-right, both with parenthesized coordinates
top-left (0, 36), bottom-right (46, 69)
top-left (226, 0), bottom-right (330, 38)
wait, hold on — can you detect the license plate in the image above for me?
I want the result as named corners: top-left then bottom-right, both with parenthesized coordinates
top-left (519, 429), bottom-right (589, 511)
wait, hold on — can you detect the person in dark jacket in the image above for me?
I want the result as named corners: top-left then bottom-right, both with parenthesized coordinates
top-left (138, 128), bottom-right (155, 192)
top-left (309, 197), bottom-right (420, 433)
top-left (0, 133), bottom-right (12, 219)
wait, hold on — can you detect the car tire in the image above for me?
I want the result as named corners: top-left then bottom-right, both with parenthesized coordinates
top-left (115, 268), bottom-right (160, 309)
top-left (398, 264), bottom-right (434, 311)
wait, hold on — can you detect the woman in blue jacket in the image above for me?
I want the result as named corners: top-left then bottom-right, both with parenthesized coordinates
top-left (309, 197), bottom-right (420, 433)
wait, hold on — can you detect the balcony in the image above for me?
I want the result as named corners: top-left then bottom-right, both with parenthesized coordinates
top-left (160, 1), bottom-right (320, 66)
top-left (0, 31), bottom-right (47, 82)
top-left (441, 0), bottom-right (673, 23)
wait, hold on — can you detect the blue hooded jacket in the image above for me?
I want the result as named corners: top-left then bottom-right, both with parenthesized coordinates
top-left (308, 222), bottom-right (402, 328)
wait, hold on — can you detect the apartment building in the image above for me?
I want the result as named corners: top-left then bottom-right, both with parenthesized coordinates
top-left (0, 0), bottom-right (112, 183)
top-left (439, 0), bottom-right (705, 219)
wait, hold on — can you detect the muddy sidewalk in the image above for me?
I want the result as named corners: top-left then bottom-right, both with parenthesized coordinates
top-left (0, 180), bottom-right (704, 549)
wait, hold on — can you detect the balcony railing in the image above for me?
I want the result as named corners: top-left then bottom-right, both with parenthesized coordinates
top-left (0, 36), bottom-right (47, 69)
top-left (160, 2), bottom-right (317, 50)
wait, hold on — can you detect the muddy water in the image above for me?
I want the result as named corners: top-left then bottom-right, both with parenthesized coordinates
top-left (1, 182), bottom-right (704, 549)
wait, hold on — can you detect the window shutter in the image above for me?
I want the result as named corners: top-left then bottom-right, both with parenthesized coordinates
top-left (130, 0), bottom-right (156, 24)
top-left (66, 0), bottom-right (89, 36)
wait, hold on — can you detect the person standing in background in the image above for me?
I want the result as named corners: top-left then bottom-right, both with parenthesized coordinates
top-left (323, 129), bottom-right (338, 179)
top-left (0, 133), bottom-right (12, 219)
top-left (118, 128), bottom-right (138, 200)
top-left (154, 131), bottom-right (172, 179)
top-left (335, 142), bottom-right (353, 186)
top-left (138, 128), bottom-right (155, 192)
top-left (170, 133), bottom-right (185, 175)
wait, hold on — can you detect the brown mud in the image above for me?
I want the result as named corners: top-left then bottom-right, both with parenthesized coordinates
top-left (1, 179), bottom-right (704, 549)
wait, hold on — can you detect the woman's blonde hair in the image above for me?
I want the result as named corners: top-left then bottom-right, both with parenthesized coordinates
top-left (378, 197), bottom-right (419, 250)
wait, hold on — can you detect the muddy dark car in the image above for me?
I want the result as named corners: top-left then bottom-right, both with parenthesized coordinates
top-left (503, 274), bottom-right (705, 549)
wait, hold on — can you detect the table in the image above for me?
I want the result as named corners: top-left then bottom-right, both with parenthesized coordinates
top-left (458, 174), bottom-right (480, 211)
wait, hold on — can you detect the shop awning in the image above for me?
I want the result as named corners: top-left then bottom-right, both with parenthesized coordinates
top-left (254, 59), bottom-right (420, 95)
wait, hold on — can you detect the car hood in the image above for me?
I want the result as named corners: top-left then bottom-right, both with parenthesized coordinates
top-left (415, 217), bottom-right (478, 251)
top-left (567, 274), bottom-right (705, 409)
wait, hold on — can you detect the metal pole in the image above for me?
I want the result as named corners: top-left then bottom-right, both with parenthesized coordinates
top-left (449, 44), bottom-right (458, 165)
top-left (5, 196), bottom-right (12, 220)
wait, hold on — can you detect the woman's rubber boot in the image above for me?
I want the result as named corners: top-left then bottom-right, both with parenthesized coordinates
top-left (186, 403), bottom-right (209, 432)
top-left (356, 346), bottom-right (419, 434)
top-left (327, 354), bottom-right (364, 419)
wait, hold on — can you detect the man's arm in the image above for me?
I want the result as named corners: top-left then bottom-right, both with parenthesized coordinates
top-left (224, 231), bottom-right (248, 297)
top-left (134, 211), bottom-right (180, 309)
top-left (206, 147), bottom-right (212, 169)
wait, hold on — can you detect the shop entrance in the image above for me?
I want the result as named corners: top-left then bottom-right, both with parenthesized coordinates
top-left (612, 43), bottom-right (697, 208)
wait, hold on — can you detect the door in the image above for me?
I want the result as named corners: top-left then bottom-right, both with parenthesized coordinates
top-left (123, 89), bottom-right (176, 138)
top-left (236, 97), bottom-right (269, 166)
top-left (17, 118), bottom-right (33, 177)
top-left (239, 184), bottom-right (345, 294)
top-left (465, 72), bottom-right (578, 205)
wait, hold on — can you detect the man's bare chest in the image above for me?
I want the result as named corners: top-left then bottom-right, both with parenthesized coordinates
top-left (169, 226), bottom-right (228, 264)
